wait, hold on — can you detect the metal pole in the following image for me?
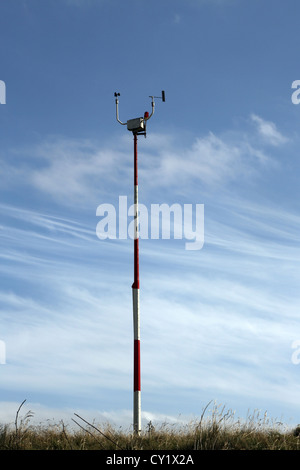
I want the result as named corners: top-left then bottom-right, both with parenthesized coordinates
top-left (114, 90), bottom-right (164, 435)
top-left (132, 132), bottom-right (141, 435)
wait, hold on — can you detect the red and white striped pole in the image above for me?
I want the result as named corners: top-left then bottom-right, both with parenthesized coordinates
top-left (132, 132), bottom-right (141, 435)
top-left (114, 91), bottom-right (165, 435)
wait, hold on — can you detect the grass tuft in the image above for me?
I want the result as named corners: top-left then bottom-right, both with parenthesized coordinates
top-left (1, 400), bottom-right (299, 450)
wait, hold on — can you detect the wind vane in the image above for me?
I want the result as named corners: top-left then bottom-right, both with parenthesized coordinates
top-left (114, 90), bottom-right (165, 434)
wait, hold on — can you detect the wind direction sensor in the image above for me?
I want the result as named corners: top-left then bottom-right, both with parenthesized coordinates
top-left (114, 91), bottom-right (165, 435)
top-left (114, 90), bottom-right (165, 137)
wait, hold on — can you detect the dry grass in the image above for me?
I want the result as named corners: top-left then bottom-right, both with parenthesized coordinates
top-left (1, 400), bottom-right (300, 450)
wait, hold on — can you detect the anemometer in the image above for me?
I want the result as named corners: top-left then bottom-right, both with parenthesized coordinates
top-left (114, 90), bottom-right (165, 136)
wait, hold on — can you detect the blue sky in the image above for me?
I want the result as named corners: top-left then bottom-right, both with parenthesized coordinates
top-left (1, 0), bottom-right (300, 430)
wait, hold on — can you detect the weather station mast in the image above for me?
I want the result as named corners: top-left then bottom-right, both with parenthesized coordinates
top-left (114, 90), bottom-right (165, 435)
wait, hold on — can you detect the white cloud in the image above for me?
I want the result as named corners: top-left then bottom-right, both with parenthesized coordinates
top-left (1, 115), bottom-right (283, 206)
top-left (145, 132), bottom-right (246, 187)
top-left (50, 133), bottom-right (252, 198)
top-left (0, 113), bottom-right (297, 425)
top-left (251, 114), bottom-right (288, 146)
top-left (28, 137), bottom-right (131, 204)
top-left (1, 189), bottom-right (300, 426)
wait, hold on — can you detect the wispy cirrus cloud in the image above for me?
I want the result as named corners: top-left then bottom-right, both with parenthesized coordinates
top-left (29, 137), bottom-right (131, 204)
top-left (251, 114), bottom-right (289, 146)
top-left (1, 114), bottom-right (285, 206)
top-left (141, 130), bottom-right (268, 191)
top-left (1, 158), bottom-right (300, 426)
